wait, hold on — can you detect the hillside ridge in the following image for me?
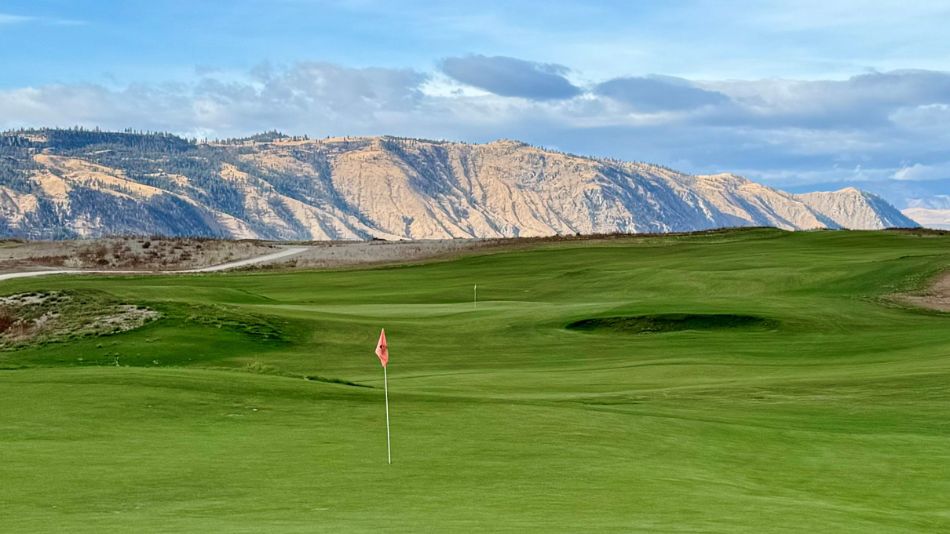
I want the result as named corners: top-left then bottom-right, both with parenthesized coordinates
top-left (0, 128), bottom-right (919, 239)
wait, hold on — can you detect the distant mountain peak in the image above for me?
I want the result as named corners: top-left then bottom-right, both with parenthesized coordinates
top-left (835, 186), bottom-right (863, 194)
top-left (796, 189), bottom-right (918, 230)
top-left (902, 208), bottom-right (950, 230)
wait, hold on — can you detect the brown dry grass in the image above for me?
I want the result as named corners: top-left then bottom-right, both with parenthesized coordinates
top-left (0, 237), bottom-right (276, 273)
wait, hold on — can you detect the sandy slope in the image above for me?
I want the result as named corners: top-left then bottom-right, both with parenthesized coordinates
top-left (897, 271), bottom-right (950, 312)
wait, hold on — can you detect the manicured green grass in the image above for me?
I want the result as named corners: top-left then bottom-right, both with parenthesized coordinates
top-left (1, 229), bottom-right (949, 532)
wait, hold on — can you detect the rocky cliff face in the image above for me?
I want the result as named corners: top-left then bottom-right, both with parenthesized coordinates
top-left (0, 130), bottom-right (919, 240)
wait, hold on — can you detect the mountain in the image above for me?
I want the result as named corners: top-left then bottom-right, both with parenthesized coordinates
top-left (796, 188), bottom-right (919, 230)
top-left (0, 129), bottom-right (919, 240)
top-left (901, 196), bottom-right (950, 230)
top-left (902, 208), bottom-right (950, 230)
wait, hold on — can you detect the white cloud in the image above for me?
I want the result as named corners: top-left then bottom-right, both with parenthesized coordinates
top-left (0, 13), bottom-right (32, 24)
top-left (906, 195), bottom-right (950, 209)
top-left (0, 63), bottom-right (428, 136)
top-left (893, 163), bottom-right (950, 182)
top-left (0, 12), bottom-right (84, 26)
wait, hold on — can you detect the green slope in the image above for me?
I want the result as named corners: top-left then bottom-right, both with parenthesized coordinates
top-left (1, 229), bottom-right (949, 532)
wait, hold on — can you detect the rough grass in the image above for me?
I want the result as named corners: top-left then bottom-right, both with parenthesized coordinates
top-left (0, 228), bottom-right (949, 533)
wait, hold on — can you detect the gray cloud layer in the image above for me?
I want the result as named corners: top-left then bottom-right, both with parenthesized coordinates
top-left (1, 60), bottom-right (948, 207)
top-left (595, 76), bottom-right (730, 111)
top-left (702, 69), bottom-right (950, 129)
top-left (440, 55), bottom-right (581, 100)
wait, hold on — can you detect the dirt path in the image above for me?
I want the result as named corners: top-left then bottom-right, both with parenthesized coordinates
top-left (0, 247), bottom-right (309, 283)
top-left (896, 271), bottom-right (950, 312)
top-left (177, 247), bottom-right (308, 272)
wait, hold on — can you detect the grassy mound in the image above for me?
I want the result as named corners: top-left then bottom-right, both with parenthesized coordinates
top-left (567, 313), bottom-right (778, 334)
top-left (0, 291), bottom-right (158, 349)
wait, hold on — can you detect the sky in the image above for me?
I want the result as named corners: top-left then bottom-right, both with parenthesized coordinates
top-left (0, 0), bottom-right (948, 208)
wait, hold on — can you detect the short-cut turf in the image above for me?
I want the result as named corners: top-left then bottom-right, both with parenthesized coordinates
top-left (1, 228), bottom-right (949, 533)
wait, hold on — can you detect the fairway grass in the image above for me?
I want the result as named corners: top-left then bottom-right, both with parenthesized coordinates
top-left (1, 229), bottom-right (949, 532)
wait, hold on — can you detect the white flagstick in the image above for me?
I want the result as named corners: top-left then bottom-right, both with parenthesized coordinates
top-left (384, 365), bottom-right (391, 465)
top-left (474, 283), bottom-right (477, 311)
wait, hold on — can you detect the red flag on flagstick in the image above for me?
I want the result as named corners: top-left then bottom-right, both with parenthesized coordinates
top-left (375, 328), bottom-right (392, 464)
top-left (375, 328), bottom-right (389, 368)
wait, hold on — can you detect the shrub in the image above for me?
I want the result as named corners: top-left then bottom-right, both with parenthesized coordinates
top-left (0, 311), bottom-right (15, 333)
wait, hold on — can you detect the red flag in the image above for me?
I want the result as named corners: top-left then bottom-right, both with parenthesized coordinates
top-left (375, 328), bottom-right (389, 368)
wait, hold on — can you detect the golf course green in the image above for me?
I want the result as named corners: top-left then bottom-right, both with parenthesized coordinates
top-left (1, 228), bottom-right (949, 532)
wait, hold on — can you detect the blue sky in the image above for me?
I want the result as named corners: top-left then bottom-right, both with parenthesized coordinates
top-left (1, 0), bottom-right (948, 207)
